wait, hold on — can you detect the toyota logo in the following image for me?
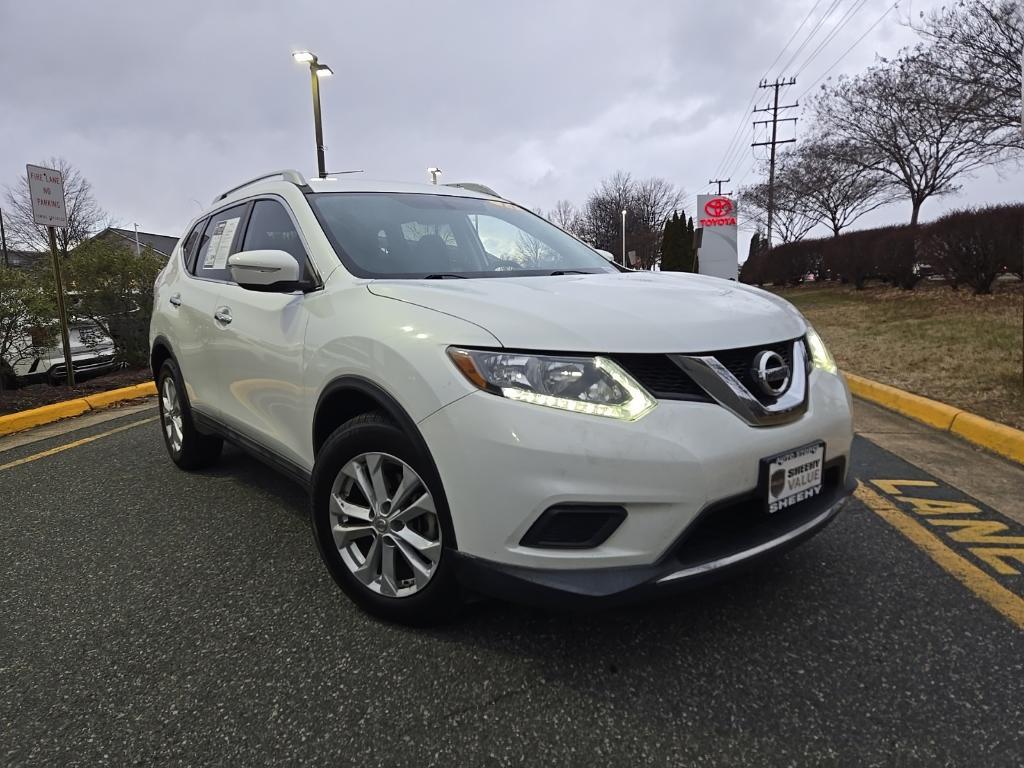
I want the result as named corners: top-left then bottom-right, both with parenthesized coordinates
top-left (751, 350), bottom-right (791, 398)
top-left (704, 197), bottom-right (733, 217)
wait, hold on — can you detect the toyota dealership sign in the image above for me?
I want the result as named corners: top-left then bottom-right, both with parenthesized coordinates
top-left (701, 196), bottom-right (736, 226)
top-left (696, 194), bottom-right (738, 280)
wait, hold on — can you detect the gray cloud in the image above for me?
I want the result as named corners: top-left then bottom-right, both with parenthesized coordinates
top-left (0, 0), bottom-right (1018, 245)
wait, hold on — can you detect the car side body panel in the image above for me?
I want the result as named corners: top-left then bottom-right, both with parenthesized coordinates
top-left (298, 273), bottom-right (502, 470)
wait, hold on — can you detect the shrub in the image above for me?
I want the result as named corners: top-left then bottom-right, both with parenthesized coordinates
top-left (64, 239), bottom-right (166, 366)
top-left (920, 204), bottom-right (1024, 294)
top-left (871, 226), bottom-right (920, 290)
top-left (823, 229), bottom-right (878, 289)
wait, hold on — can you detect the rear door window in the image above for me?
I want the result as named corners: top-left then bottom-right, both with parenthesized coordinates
top-left (182, 218), bottom-right (207, 274)
top-left (195, 204), bottom-right (249, 282)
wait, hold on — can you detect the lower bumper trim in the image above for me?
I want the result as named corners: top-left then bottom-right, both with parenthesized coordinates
top-left (452, 478), bottom-right (854, 608)
top-left (655, 496), bottom-right (848, 584)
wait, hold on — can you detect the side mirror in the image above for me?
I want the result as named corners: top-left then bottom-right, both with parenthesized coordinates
top-left (228, 249), bottom-right (302, 291)
top-left (595, 249), bottom-right (616, 262)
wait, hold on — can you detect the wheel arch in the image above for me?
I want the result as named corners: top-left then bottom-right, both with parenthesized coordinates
top-left (313, 375), bottom-right (458, 550)
top-left (150, 335), bottom-right (175, 379)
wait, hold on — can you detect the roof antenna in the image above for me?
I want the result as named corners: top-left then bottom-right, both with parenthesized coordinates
top-left (323, 170), bottom-right (363, 179)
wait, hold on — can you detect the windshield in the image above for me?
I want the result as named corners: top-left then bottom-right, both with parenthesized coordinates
top-left (307, 192), bottom-right (616, 278)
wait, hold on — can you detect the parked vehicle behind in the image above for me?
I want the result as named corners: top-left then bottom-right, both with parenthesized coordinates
top-left (3, 320), bottom-right (117, 387)
top-left (150, 169), bottom-right (855, 624)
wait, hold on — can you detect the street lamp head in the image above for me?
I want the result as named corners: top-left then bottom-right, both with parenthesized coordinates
top-left (621, 209), bottom-right (627, 216)
top-left (292, 50), bottom-right (316, 63)
top-left (314, 64), bottom-right (333, 77)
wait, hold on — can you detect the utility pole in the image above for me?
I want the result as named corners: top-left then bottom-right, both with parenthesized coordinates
top-left (708, 178), bottom-right (731, 196)
top-left (752, 77), bottom-right (797, 248)
top-left (133, 223), bottom-right (141, 257)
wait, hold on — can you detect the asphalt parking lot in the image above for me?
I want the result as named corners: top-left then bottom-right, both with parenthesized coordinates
top-left (2, 405), bottom-right (1023, 767)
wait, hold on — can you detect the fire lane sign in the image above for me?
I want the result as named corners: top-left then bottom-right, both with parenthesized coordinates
top-left (27, 164), bottom-right (68, 228)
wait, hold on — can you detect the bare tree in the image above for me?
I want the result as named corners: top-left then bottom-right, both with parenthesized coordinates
top-left (632, 177), bottom-right (687, 235)
top-left (3, 158), bottom-right (109, 256)
top-left (810, 53), bottom-right (1010, 225)
top-left (738, 176), bottom-right (818, 245)
top-left (549, 199), bottom-right (583, 237)
top-left (579, 171), bottom-right (686, 267)
top-left (911, 0), bottom-right (1023, 150)
top-left (781, 137), bottom-right (894, 236)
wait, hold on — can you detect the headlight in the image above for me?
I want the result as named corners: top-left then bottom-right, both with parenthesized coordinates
top-left (447, 348), bottom-right (656, 420)
top-left (805, 326), bottom-right (837, 374)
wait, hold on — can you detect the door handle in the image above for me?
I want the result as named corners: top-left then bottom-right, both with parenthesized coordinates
top-left (213, 307), bottom-right (232, 325)
top-left (169, 293), bottom-right (182, 307)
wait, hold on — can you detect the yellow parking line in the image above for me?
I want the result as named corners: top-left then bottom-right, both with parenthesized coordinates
top-left (855, 482), bottom-right (1024, 631)
top-left (0, 417), bottom-right (158, 473)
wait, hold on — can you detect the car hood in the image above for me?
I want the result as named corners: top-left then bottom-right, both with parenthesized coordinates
top-left (367, 272), bottom-right (806, 353)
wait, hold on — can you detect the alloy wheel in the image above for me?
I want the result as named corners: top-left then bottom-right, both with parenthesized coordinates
top-left (329, 452), bottom-right (442, 598)
top-left (160, 377), bottom-right (184, 453)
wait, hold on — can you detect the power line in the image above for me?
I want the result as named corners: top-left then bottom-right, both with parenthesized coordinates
top-left (793, 0), bottom-right (872, 77)
top-left (711, 0), bottom-right (832, 180)
top-left (797, 0), bottom-right (902, 100)
top-left (777, 0), bottom-right (846, 75)
top-left (764, 0), bottom-right (828, 79)
top-left (712, 90), bottom-right (762, 181)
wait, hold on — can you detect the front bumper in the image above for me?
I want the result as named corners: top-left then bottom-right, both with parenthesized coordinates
top-left (418, 369), bottom-right (854, 571)
top-left (449, 474), bottom-right (853, 607)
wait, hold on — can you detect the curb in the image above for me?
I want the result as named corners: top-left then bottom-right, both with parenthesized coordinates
top-left (0, 381), bottom-right (157, 438)
top-left (845, 372), bottom-right (1024, 466)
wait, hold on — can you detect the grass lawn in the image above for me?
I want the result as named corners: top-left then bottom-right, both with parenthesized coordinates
top-left (772, 280), bottom-right (1024, 430)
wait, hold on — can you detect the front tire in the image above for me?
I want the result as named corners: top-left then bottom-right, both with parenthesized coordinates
top-left (157, 359), bottom-right (222, 470)
top-left (311, 412), bottom-right (461, 625)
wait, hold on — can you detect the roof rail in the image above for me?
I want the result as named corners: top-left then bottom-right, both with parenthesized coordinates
top-left (443, 182), bottom-right (502, 198)
top-left (213, 169), bottom-right (309, 204)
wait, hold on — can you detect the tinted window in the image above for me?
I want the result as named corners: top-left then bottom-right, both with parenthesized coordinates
top-left (195, 204), bottom-right (248, 282)
top-left (182, 218), bottom-right (206, 274)
top-left (308, 193), bottom-right (614, 278)
top-left (242, 200), bottom-right (310, 280)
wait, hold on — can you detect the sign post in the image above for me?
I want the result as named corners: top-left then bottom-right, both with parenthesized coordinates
top-left (695, 194), bottom-right (739, 280)
top-left (27, 164), bottom-right (75, 386)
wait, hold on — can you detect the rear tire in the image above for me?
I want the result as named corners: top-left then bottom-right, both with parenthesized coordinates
top-left (311, 411), bottom-right (461, 625)
top-left (157, 359), bottom-right (222, 470)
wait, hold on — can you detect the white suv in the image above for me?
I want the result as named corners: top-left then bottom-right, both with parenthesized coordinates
top-left (4, 321), bottom-right (117, 386)
top-left (150, 170), bottom-right (854, 624)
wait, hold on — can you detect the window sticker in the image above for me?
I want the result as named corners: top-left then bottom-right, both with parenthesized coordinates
top-left (202, 221), bottom-right (226, 268)
top-left (212, 218), bottom-right (239, 270)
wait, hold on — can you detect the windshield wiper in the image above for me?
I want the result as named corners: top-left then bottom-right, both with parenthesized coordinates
top-left (422, 273), bottom-right (468, 279)
top-left (548, 270), bottom-right (590, 276)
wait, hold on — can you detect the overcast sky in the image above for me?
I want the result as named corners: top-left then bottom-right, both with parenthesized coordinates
top-left (1, 0), bottom-right (1020, 249)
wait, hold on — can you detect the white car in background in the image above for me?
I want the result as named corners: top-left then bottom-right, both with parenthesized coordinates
top-left (3, 321), bottom-right (118, 386)
top-left (150, 169), bottom-right (855, 624)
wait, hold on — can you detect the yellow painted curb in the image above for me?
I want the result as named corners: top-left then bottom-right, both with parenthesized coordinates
top-left (0, 380), bottom-right (157, 438)
top-left (846, 371), bottom-right (1024, 466)
top-left (950, 412), bottom-right (1024, 466)
top-left (0, 399), bottom-right (91, 437)
top-left (844, 372), bottom-right (960, 431)
top-left (83, 381), bottom-right (157, 409)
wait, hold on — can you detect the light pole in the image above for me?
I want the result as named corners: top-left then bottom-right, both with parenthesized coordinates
top-left (621, 209), bottom-right (627, 268)
top-left (292, 50), bottom-right (334, 179)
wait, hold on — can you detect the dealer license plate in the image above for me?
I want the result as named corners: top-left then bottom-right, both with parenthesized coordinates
top-left (761, 442), bottom-right (825, 514)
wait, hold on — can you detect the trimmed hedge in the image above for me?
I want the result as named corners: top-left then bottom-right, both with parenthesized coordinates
top-left (740, 203), bottom-right (1023, 294)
